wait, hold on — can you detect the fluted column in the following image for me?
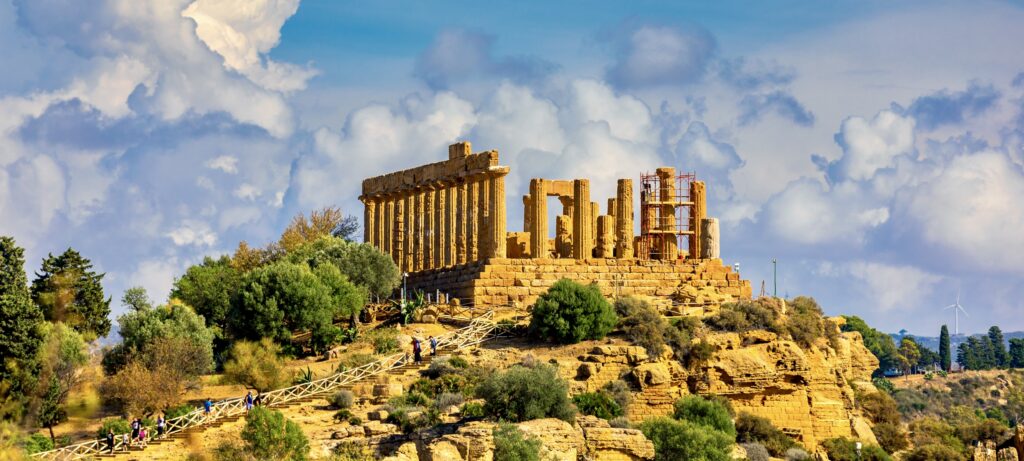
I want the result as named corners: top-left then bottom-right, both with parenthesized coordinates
top-left (529, 179), bottom-right (547, 258)
top-left (689, 180), bottom-right (706, 260)
top-left (523, 195), bottom-right (532, 234)
top-left (701, 217), bottom-right (719, 259)
top-left (489, 173), bottom-right (507, 258)
top-left (479, 177), bottom-right (491, 259)
top-left (590, 202), bottom-right (599, 246)
top-left (424, 188), bottom-right (435, 270)
top-left (657, 168), bottom-right (677, 261)
top-left (445, 187), bottom-right (455, 266)
top-left (456, 182), bottom-right (467, 264)
top-left (597, 215), bottom-right (615, 258)
top-left (572, 179), bottom-right (593, 259)
top-left (363, 199), bottom-right (373, 244)
top-left (394, 196), bottom-right (406, 271)
top-left (467, 180), bottom-right (479, 262)
top-left (403, 194), bottom-right (414, 271)
top-left (414, 191), bottom-right (425, 271)
top-left (383, 198), bottom-right (393, 257)
top-left (616, 179), bottom-right (634, 259)
top-left (434, 186), bottom-right (445, 268)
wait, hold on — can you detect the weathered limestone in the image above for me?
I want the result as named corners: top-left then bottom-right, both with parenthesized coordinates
top-left (489, 173), bottom-right (507, 258)
top-left (596, 215), bottom-right (615, 258)
top-left (656, 168), bottom-right (677, 260)
top-left (434, 187), bottom-right (444, 268)
top-left (701, 217), bottom-right (720, 259)
top-left (467, 181), bottom-right (478, 262)
top-left (690, 180), bottom-right (706, 260)
top-left (529, 179), bottom-right (548, 258)
top-left (413, 191), bottom-right (424, 271)
top-left (616, 179), bottom-right (634, 259)
top-left (573, 179), bottom-right (593, 259)
top-left (424, 188), bottom-right (435, 270)
top-left (444, 187), bottom-right (455, 267)
top-left (556, 215), bottom-right (573, 258)
top-left (456, 182), bottom-right (467, 264)
top-left (364, 199), bottom-right (375, 247)
top-left (383, 199), bottom-right (393, 258)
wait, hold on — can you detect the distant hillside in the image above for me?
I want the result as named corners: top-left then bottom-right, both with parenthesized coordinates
top-left (891, 331), bottom-right (1024, 351)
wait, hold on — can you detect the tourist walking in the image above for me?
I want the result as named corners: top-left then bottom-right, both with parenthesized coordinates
top-left (204, 398), bottom-right (213, 415)
top-left (429, 336), bottom-right (437, 355)
top-left (245, 391), bottom-right (254, 412)
top-left (106, 429), bottom-right (115, 454)
top-left (156, 414), bottom-right (165, 439)
top-left (130, 418), bottom-right (140, 446)
top-left (137, 427), bottom-right (147, 448)
top-left (412, 337), bottom-right (422, 363)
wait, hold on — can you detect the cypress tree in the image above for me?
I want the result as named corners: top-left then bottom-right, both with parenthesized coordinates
top-left (0, 236), bottom-right (46, 413)
top-left (988, 326), bottom-right (1008, 368)
top-left (31, 248), bottom-right (111, 339)
top-left (939, 325), bottom-right (951, 371)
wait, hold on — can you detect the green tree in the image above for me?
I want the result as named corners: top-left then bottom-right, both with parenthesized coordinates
top-left (573, 392), bottom-right (623, 420)
top-left (493, 423), bottom-right (541, 461)
top-left (735, 413), bottom-right (799, 456)
top-left (31, 248), bottom-right (111, 339)
top-left (0, 236), bottom-right (46, 414)
top-left (170, 256), bottom-right (240, 336)
top-left (528, 279), bottom-right (617, 344)
top-left (939, 325), bottom-right (951, 371)
top-left (103, 297), bottom-right (214, 376)
top-left (289, 237), bottom-right (399, 300)
top-left (240, 407), bottom-right (309, 461)
top-left (120, 287), bottom-right (153, 312)
top-left (223, 339), bottom-right (289, 393)
top-left (230, 262), bottom-right (337, 347)
top-left (898, 337), bottom-right (921, 376)
top-left (32, 322), bottom-right (87, 441)
top-left (672, 396), bottom-right (736, 438)
top-left (988, 326), bottom-right (1008, 367)
top-left (476, 364), bottom-right (575, 423)
top-left (1009, 338), bottom-right (1024, 368)
top-left (640, 417), bottom-right (733, 461)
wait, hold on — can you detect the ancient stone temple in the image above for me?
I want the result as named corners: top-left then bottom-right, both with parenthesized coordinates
top-left (360, 141), bottom-right (751, 308)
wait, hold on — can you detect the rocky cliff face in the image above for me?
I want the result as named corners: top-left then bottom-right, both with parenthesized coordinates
top-left (535, 317), bottom-right (881, 453)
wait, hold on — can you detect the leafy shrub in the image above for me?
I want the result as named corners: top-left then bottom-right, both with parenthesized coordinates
top-left (706, 300), bottom-right (781, 334)
top-left (96, 418), bottom-right (131, 438)
top-left (23, 433), bottom-right (53, 454)
top-left (223, 338), bottom-right (289, 393)
top-left (872, 422), bottom-right (909, 453)
top-left (447, 355), bottom-right (469, 368)
top-left (785, 297), bottom-right (826, 347)
top-left (165, 403), bottom-right (195, 420)
top-left (741, 442), bottom-right (769, 461)
top-left (785, 448), bottom-right (810, 461)
top-left (333, 409), bottom-right (352, 422)
top-left (390, 391), bottom-right (430, 408)
top-left (821, 438), bottom-right (891, 461)
top-left (332, 441), bottom-right (370, 461)
top-left (367, 328), bottom-right (399, 354)
top-left (640, 417), bottom-right (733, 461)
top-left (433, 392), bottom-right (464, 410)
top-left (609, 416), bottom-right (631, 428)
top-left (493, 423), bottom-right (541, 461)
top-left (672, 396), bottom-right (736, 438)
top-left (908, 417), bottom-right (965, 454)
top-left (904, 444), bottom-right (962, 461)
top-left (528, 280), bottom-right (617, 344)
top-left (476, 364), bottom-right (575, 422)
top-left (602, 380), bottom-right (632, 412)
top-left (858, 391), bottom-right (901, 425)
top-left (615, 297), bottom-right (668, 356)
top-left (573, 392), bottom-right (623, 420)
top-left (330, 390), bottom-right (354, 409)
top-left (461, 402), bottom-right (485, 418)
top-left (385, 407), bottom-right (441, 433)
top-left (735, 413), bottom-right (799, 456)
top-left (348, 416), bottom-right (362, 426)
top-left (872, 377), bottom-right (895, 395)
top-left (240, 407), bottom-right (309, 461)
top-left (956, 418), bottom-right (1009, 445)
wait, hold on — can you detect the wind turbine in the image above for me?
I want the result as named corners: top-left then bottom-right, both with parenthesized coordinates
top-left (944, 290), bottom-right (969, 336)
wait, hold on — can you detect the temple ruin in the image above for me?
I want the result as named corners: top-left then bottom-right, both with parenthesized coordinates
top-left (360, 142), bottom-right (751, 309)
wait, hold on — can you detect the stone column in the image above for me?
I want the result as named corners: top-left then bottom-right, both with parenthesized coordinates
top-left (456, 182), bottom-right (468, 264)
top-left (523, 195), bottom-right (532, 234)
top-left (363, 199), bottom-right (373, 244)
top-left (383, 198), bottom-right (393, 257)
top-left (559, 196), bottom-right (574, 218)
top-left (374, 200), bottom-right (385, 249)
top-left (590, 202), bottom-right (599, 246)
top-left (689, 180), bottom-right (706, 260)
top-left (489, 173), bottom-right (507, 258)
top-left (424, 188), bottom-right (435, 270)
top-left (478, 177), bottom-right (491, 259)
top-left (572, 179), bottom-right (593, 259)
top-left (616, 179), bottom-right (634, 259)
top-left (596, 215), bottom-right (615, 258)
top-left (607, 198), bottom-right (617, 220)
top-left (404, 194), bottom-right (415, 271)
top-left (701, 218), bottom-right (720, 259)
top-left (555, 215), bottom-right (572, 258)
top-left (467, 180), bottom-right (479, 262)
top-left (395, 196), bottom-right (407, 271)
top-left (657, 168), bottom-right (677, 261)
top-left (528, 179), bottom-right (547, 258)
top-left (445, 187), bottom-right (456, 266)
top-left (434, 186), bottom-right (445, 268)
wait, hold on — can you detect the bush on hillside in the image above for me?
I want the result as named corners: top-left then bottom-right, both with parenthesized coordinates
top-left (872, 422), bottom-right (909, 453)
top-left (96, 418), bottom-right (131, 438)
top-left (615, 297), bottom-right (668, 356)
top-left (572, 392), bottom-right (623, 420)
top-left (528, 280), bottom-right (616, 344)
top-left (240, 407), bottom-right (309, 461)
top-left (672, 395), bottom-right (736, 438)
top-left (476, 364), bottom-right (575, 422)
top-left (706, 299), bottom-right (782, 334)
top-left (23, 433), bottom-right (53, 454)
top-left (640, 417), bottom-right (733, 461)
top-left (329, 390), bottom-right (354, 409)
top-left (735, 413), bottom-right (800, 456)
top-left (165, 403), bottom-right (195, 420)
top-left (785, 448), bottom-right (811, 461)
top-left (741, 442), bottom-right (769, 461)
top-left (904, 444), bottom-right (963, 461)
top-left (821, 438), bottom-right (891, 461)
top-left (858, 390), bottom-right (901, 425)
top-left (223, 338), bottom-right (289, 393)
top-left (602, 380), bottom-right (632, 412)
top-left (493, 423), bottom-right (542, 461)
top-left (908, 417), bottom-right (965, 454)
top-left (367, 328), bottom-right (399, 354)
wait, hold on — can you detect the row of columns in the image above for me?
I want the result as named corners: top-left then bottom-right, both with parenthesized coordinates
top-left (363, 172), bottom-right (507, 273)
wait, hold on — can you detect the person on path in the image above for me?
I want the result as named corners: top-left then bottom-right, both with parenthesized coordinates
top-left (412, 337), bottom-right (422, 363)
top-left (203, 398), bottom-right (212, 415)
top-left (429, 336), bottom-right (437, 356)
top-left (254, 393), bottom-right (264, 407)
top-left (245, 391), bottom-right (254, 412)
top-left (106, 429), bottom-right (115, 454)
top-left (138, 427), bottom-right (147, 448)
top-left (121, 433), bottom-right (130, 451)
top-left (156, 414), bottom-right (165, 439)
top-left (130, 418), bottom-right (140, 446)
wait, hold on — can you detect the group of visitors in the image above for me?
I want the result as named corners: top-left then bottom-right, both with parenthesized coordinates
top-left (411, 335), bottom-right (438, 363)
top-left (106, 415), bottom-right (164, 453)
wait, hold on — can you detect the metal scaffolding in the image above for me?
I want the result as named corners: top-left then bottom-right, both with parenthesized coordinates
top-left (638, 169), bottom-right (696, 260)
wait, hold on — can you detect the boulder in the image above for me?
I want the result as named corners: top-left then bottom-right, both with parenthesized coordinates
top-left (632, 363), bottom-right (672, 388)
top-left (363, 421), bottom-right (398, 436)
top-left (517, 418), bottom-right (582, 461)
top-left (381, 441), bottom-right (419, 461)
top-left (578, 416), bottom-right (655, 460)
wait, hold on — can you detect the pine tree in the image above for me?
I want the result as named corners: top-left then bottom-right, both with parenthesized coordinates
top-left (31, 248), bottom-right (111, 339)
top-left (988, 326), bottom-right (1008, 368)
top-left (939, 325), bottom-right (951, 371)
top-left (0, 236), bottom-right (46, 413)
top-left (37, 376), bottom-right (65, 442)
top-left (1009, 339), bottom-right (1024, 369)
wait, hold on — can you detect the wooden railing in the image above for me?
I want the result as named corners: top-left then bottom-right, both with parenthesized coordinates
top-left (33, 312), bottom-right (497, 460)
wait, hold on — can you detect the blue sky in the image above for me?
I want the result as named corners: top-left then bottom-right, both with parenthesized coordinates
top-left (2, 0), bottom-right (1023, 336)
